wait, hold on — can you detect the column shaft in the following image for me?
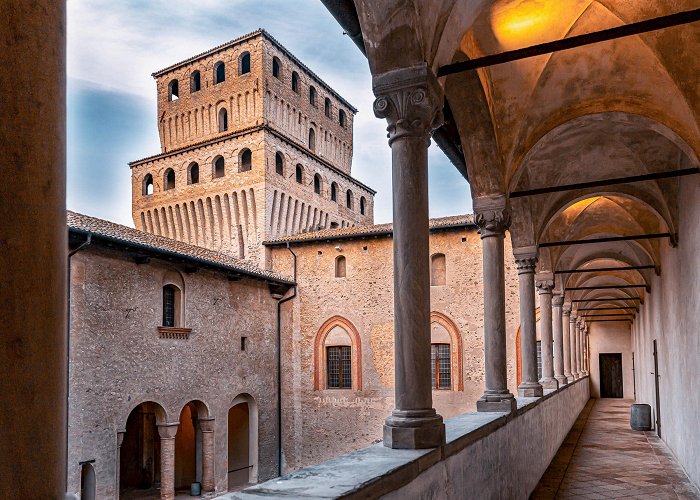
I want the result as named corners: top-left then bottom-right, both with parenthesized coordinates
top-left (200, 418), bottom-right (215, 492)
top-left (552, 295), bottom-right (567, 386)
top-left (563, 306), bottom-right (573, 383)
top-left (516, 250), bottom-right (543, 397)
top-left (570, 315), bottom-right (579, 379)
top-left (158, 424), bottom-right (178, 500)
top-left (536, 275), bottom-right (557, 390)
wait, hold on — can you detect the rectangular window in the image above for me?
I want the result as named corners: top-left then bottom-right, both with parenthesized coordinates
top-left (431, 343), bottom-right (451, 390)
top-left (326, 346), bottom-right (351, 389)
top-left (163, 286), bottom-right (175, 327)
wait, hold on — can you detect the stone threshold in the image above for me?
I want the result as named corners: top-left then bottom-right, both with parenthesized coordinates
top-left (219, 377), bottom-right (589, 499)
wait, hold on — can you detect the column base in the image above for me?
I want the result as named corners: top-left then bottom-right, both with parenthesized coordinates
top-left (518, 382), bottom-right (544, 397)
top-left (555, 375), bottom-right (568, 386)
top-left (565, 374), bottom-right (575, 383)
top-left (540, 377), bottom-right (559, 390)
top-left (383, 410), bottom-right (445, 449)
top-left (477, 392), bottom-right (517, 413)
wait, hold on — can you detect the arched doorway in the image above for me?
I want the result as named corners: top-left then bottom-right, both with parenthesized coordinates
top-left (228, 394), bottom-right (258, 490)
top-left (120, 401), bottom-right (166, 497)
top-left (80, 463), bottom-right (96, 500)
top-left (175, 400), bottom-right (209, 494)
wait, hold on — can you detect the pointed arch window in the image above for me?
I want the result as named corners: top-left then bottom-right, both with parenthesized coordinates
top-left (275, 152), bottom-right (284, 175)
top-left (190, 71), bottom-right (201, 92)
top-left (214, 61), bottom-right (225, 84)
top-left (314, 316), bottom-right (363, 391)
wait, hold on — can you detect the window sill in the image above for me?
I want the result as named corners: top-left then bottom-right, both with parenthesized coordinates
top-left (158, 326), bottom-right (192, 339)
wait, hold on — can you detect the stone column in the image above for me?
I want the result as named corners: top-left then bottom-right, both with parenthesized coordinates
top-left (373, 63), bottom-right (444, 448)
top-left (536, 274), bottom-right (557, 390)
top-left (473, 195), bottom-right (517, 413)
top-left (0, 3), bottom-right (67, 497)
top-left (200, 417), bottom-right (215, 492)
top-left (158, 423), bottom-right (179, 500)
top-left (582, 324), bottom-right (589, 376)
top-left (116, 431), bottom-right (125, 499)
top-left (575, 319), bottom-right (583, 378)
top-left (515, 248), bottom-right (543, 397)
top-left (570, 313), bottom-right (579, 379)
top-left (562, 304), bottom-right (573, 383)
top-left (552, 295), bottom-right (567, 386)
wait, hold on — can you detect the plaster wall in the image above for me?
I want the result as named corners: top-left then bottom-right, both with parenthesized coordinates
top-left (588, 322), bottom-right (634, 399)
top-left (67, 246), bottom-right (280, 498)
top-left (631, 178), bottom-right (700, 488)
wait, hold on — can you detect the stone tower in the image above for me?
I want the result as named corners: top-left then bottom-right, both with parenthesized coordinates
top-left (130, 29), bottom-right (375, 263)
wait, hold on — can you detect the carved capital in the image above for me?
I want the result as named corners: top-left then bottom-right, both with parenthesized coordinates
top-left (552, 294), bottom-right (565, 307)
top-left (473, 194), bottom-right (511, 238)
top-left (373, 64), bottom-right (443, 145)
top-left (570, 313), bottom-right (577, 323)
top-left (563, 303), bottom-right (572, 315)
top-left (514, 246), bottom-right (538, 274)
top-left (535, 272), bottom-right (555, 294)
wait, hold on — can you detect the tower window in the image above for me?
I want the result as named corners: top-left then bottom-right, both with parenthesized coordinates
top-left (239, 52), bottom-right (251, 75)
top-left (213, 156), bottom-right (225, 178)
top-left (339, 109), bottom-right (346, 128)
top-left (335, 255), bottom-right (346, 278)
top-left (164, 168), bottom-right (175, 191)
top-left (308, 128), bottom-right (316, 151)
top-left (324, 98), bottom-right (331, 118)
top-left (331, 182), bottom-right (338, 202)
top-left (168, 79), bottom-right (179, 101)
top-left (295, 164), bottom-right (303, 184)
top-left (214, 61), bottom-right (225, 84)
top-left (275, 152), bottom-right (284, 175)
top-left (431, 343), bottom-right (451, 390)
top-left (346, 190), bottom-right (353, 209)
top-left (190, 71), bottom-right (201, 92)
top-left (291, 71), bottom-right (299, 93)
top-left (272, 57), bottom-right (281, 79)
top-left (309, 86), bottom-right (317, 106)
top-left (314, 174), bottom-right (321, 194)
top-left (142, 174), bottom-right (154, 196)
top-left (360, 196), bottom-right (366, 216)
top-left (326, 346), bottom-right (351, 389)
top-left (188, 163), bottom-right (199, 184)
top-left (218, 108), bottom-right (228, 132)
top-left (240, 149), bottom-right (252, 172)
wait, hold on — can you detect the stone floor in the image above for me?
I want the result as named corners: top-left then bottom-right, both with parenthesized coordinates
top-left (533, 398), bottom-right (699, 499)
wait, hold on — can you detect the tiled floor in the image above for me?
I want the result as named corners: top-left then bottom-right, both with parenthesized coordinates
top-left (533, 398), bottom-right (700, 499)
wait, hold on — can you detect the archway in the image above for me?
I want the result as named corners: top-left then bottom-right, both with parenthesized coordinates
top-left (120, 401), bottom-right (166, 496)
top-left (174, 400), bottom-right (209, 493)
top-left (313, 316), bottom-right (363, 391)
top-left (228, 394), bottom-right (258, 489)
top-left (80, 463), bottom-right (96, 500)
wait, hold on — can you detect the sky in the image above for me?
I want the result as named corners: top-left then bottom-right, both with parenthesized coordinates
top-left (67, 0), bottom-right (472, 226)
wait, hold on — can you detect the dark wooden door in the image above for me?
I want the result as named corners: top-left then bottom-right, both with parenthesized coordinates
top-left (599, 353), bottom-right (623, 398)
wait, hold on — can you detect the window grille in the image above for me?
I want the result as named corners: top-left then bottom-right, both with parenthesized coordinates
top-left (326, 346), bottom-right (351, 389)
top-left (163, 286), bottom-right (175, 327)
top-left (431, 343), bottom-right (451, 390)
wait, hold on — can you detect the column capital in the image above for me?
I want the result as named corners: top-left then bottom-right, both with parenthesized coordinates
top-left (157, 422), bottom-right (179, 439)
top-left (562, 302), bottom-right (572, 315)
top-left (514, 246), bottom-right (538, 274)
top-left (535, 272), bottom-right (555, 294)
top-left (373, 63), bottom-right (443, 145)
top-left (570, 313), bottom-right (577, 323)
top-left (552, 294), bottom-right (565, 307)
top-left (473, 194), bottom-right (511, 238)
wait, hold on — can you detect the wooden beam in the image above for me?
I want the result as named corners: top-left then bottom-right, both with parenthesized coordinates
top-left (588, 319), bottom-right (632, 323)
top-left (567, 285), bottom-right (646, 291)
top-left (572, 297), bottom-right (641, 302)
top-left (577, 307), bottom-right (637, 311)
top-left (580, 313), bottom-right (634, 317)
top-left (555, 264), bottom-right (655, 274)
top-left (541, 233), bottom-right (671, 248)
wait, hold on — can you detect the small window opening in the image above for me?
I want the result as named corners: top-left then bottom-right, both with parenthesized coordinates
top-left (330, 222), bottom-right (339, 229)
top-left (335, 255), bottom-right (346, 278)
top-left (190, 71), bottom-right (201, 92)
top-left (308, 128), bottom-right (316, 151)
top-left (362, 246), bottom-right (368, 251)
top-left (164, 169), bottom-right (175, 191)
top-left (309, 86), bottom-right (317, 106)
top-left (272, 57), bottom-right (281, 79)
top-left (331, 182), bottom-right (338, 202)
top-left (295, 164), bottom-right (303, 184)
top-left (241, 336), bottom-right (247, 351)
top-left (214, 61), bottom-right (225, 84)
top-left (324, 98), bottom-right (331, 118)
top-left (240, 149), bottom-right (252, 172)
top-left (291, 71), bottom-right (299, 93)
top-left (360, 196), bottom-right (366, 215)
top-left (314, 174), bottom-right (321, 194)
top-left (346, 190), bottom-right (353, 209)
top-left (218, 108), bottom-right (228, 132)
top-left (143, 174), bottom-right (154, 196)
top-left (339, 109), bottom-right (346, 128)
top-left (188, 163), bottom-right (199, 184)
top-left (163, 285), bottom-right (178, 327)
top-left (239, 52), bottom-right (251, 75)
top-left (275, 152), bottom-right (284, 175)
top-left (326, 345), bottom-right (351, 389)
top-left (431, 344), bottom-right (451, 389)
top-left (213, 156), bottom-right (225, 178)
top-left (168, 79), bottom-right (179, 101)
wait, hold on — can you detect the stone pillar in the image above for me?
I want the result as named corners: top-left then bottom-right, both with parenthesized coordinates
top-left (570, 313), bottom-right (579, 379)
top-left (373, 63), bottom-right (444, 448)
top-left (552, 295), bottom-right (567, 386)
top-left (536, 274), bottom-right (557, 390)
top-left (473, 196), bottom-right (517, 413)
top-left (575, 319), bottom-right (583, 378)
top-left (158, 423), bottom-right (179, 500)
top-left (582, 324), bottom-right (589, 376)
top-left (515, 248), bottom-right (543, 397)
top-left (0, 3), bottom-right (67, 497)
top-left (116, 431), bottom-right (125, 499)
top-left (562, 304), bottom-right (573, 383)
top-left (200, 417), bottom-right (215, 492)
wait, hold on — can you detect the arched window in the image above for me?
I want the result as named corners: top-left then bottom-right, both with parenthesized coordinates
top-left (308, 128), bottom-right (316, 151)
top-left (295, 164), bottom-right (303, 184)
top-left (214, 61), bottom-right (225, 84)
top-left (272, 57), bottom-right (281, 79)
top-left (80, 463), bottom-right (96, 500)
top-left (164, 168), bottom-right (175, 191)
top-left (431, 253), bottom-right (446, 286)
top-left (324, 98), bottom-right (331, 118)
top-left (331, 182), bottom-right (338, 202)
top-left (239, 149), bottom-right (252, 172)
top-left (346, 190), bottom-right (353, 209)
top-left (275, 152), bottom-right (284, 175)
top-left (162, 284), bottom-right (182, 327)
top-left (239, 52), bottom-right (251, 75)
top-left (218, 108), bottom-right (228, 132)
top-left (188, 163), bottom-right (199, 184)
top-left (314, 174), bottom-right (321, 194)
top-left (335, 255), bottom-right (346, 278)
top-left (360, 196), bottom-right (366, 215)
top-left (190, 71), bottom-right (201, 92)
top-left (291, 71), bottom-right (299, 93)
top-left (430, 312), bottom-right (463, 391)
top-left (309, 86), bottom-right (317, 106)
top-left (339, 109), bottom-right (346, 128)
top-left (213, 156), bottom-right (225, 178)
top-left (143, 174), bottom-right (154, 196)
top-left (314, 316), bottom-right (363, 390)
top-left (168, 79), bottom-right (179, 101)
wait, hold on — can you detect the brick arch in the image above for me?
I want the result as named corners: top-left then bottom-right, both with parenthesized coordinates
top-left (430, 311), bottom-right (463, 391)
top-left (516, 307), bottom-right (541, 386)
top-left (313, 316), bottom-right (362, 391)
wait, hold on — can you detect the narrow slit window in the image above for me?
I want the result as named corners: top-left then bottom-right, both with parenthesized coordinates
top-left (314, 174), bottom-right (321, 194)
top-left (272, 57), bottom-right (281, 79)
top-left (275, 152), bottom-right (284, 175)
top-left (190, 71), bottom-right (201, 92)
top-left (163, 285), bottom-right (176, 327)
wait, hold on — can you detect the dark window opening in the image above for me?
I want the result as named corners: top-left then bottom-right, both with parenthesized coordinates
top-left (213, 156), bottom-right (225, 178)
top-left (291, 71), bottom-right (299, 93)
top-left (240, 149), bottom-right (252, 172)
top-left (164, 169), bottom-right (175, 190)
top-left (143, 174), bottom-right (154, 196)
top-left (324, 98), bottom-right (331, 118)
top-left (190, 71), bottom-right (201, 92)
top-left (308, 128), bottom-right (316, 151)
top-left (218, 108), bottom-right (228, 132)
top-left (431, 343), bottom-right (451, 390)
top-left (163, 285), bottom-right (176, 327)
top-left (360, 196), bottom-right (366, 215)
top-left (309, 86), bottom-right (316, 106)
top-left (275, 152), bottom-right (284, 175)
top-left (339, 109), bottom-right (346, 128)
top-left (214, 61), bottom-right (225, 84)
top-left (295, 164), bottom-right (303, 184)
top-left (272, 57), bottom-right (281, 79)
top-left (241, 336), bottom-right (247, 351)
top-left (168, 79), bottom-right (179, 101)
top-left (188, 163), bottom-right (199, 184)
top-left (240, 52), bottom-right (251, 75)
top-left (346, 190), bottom-right (353, 209)
top-left (314, 174), bottom-right (321, 194)
top-left (331, 182), bottom-right (337, 202)
top-left (326, 345), bottom-right (351, 389)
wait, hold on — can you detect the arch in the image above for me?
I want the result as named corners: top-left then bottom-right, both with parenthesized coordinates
top-left (313, 316), bottom-right (363, 391)
top-left (334, 255), bottom-right (346, 278)
top-left (291, 71), bottom-right (299, 93)
top-left (228, 393), bottom-right (259, 488)
top-left (80, 463), bottom-right (96, 500)
top-left (308, 127), bottom-right (316, 151)
top-left (313, 173), bottom-right (321, 194)
top-left (190, 70), bottom-right (201, 92)
top-left (175, 400), bottom-right (210, 492)
top-left (331, 182), bottom-right (338, 202)
top-left (214, 61), bottom-right (225, 84)
top-left (360, 196), bottom-right (366, 216)
top-left (516, 308), bottom-right (542, 386)
top-left (339, 109), bottom-right (346, 128)
top-left (239, 148), bottom-right (252, 172)
top-left (218, 107), bottom-right (228, 132)
top-left (142, 174), bottom-right (154, 196)
top-left (430, 253), bottom-right (446, 286)
top-left (324, 97), bottom-right (331, 118)
top-left (188, 162), bottom-right (199, 185)
top-left (295, 164), bottom-right (303, 184)
top-left (430, 312), bottom-right (463, 391)
top-left (346, 189), bottom-right (353, 209)
top-left (275, 151), bottom-right (284, 175)
top-left (272, 57), bottom-right (281, 79)
top-left (239, 52), bottom-right (251, 75)
top-left (309, 85), bottom-right (317, 106)
top-left (168, 79), bottom-right (179, 101)
top-left (164, 168), bottom-right (175, 191)
top-left (120, 401), bottom-right (168, 494)
top-left (213, 156), bottom-right (225, 178)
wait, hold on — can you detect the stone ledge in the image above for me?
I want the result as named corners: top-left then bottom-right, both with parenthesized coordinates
top-left (157, 326), bottom-right (192, 339)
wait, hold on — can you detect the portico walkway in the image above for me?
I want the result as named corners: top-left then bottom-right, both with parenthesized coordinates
top-left (534, 399), bottom-right (699, 499)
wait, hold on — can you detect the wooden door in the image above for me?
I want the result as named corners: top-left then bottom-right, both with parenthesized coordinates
top-left (599, 353), bottom-right (623, 398)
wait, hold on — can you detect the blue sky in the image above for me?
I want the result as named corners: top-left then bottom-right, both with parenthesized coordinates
top-left (67, 0), bottom-right (472, 226)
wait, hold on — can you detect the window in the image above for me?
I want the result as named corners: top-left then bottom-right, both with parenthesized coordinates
top-left (308, 128), bottom-right (316, 151)
top-left (295, 164), bottom-right (303, 184)
top-left (331, 182), bottom-right (338, 202)
top-left (431, 344), bottom-right (451, 390)
top-left (239, 52), bottom-right (251, 75)
top-left (339, 109), bottom-right (346, 128)
top-left (164, 168), bottom-right (175, 190)
top-left (326, 346), bottom-right (351, 389)
top-left (335, 255), bottom-right (346, 278)
top-left (213, 156), bottom-right (225, 178)
top-left (314, 174), bottom-right (321, 194)
top-left (346, 190), bottom-right (353, 209)
top-left (431, 253), bottom-right (446, 286)
top-left (240, 149), bottom-right (252, 172)
top-left (188, 162), bottom-right (199, 184)
top-left (275, 152), bottom-right (284, 175)
top-left (190, 71), bottom-right (201, 92)
top-left (272, 57), bottom-right (281, 79)
top-left (142, 174), bottom-right (154, 196)
top-left (214, 61), bottom-right (225, 84)
top-left (168, 79), bottom-right (179, 101)
top-left (163, 285), bottom-right (178, 327)
top-left (291, 71), bottom-right (299, 93)
top-left (218, 108), bottom-right (228, 132)
top-left (309, 86), bottom-right (317, 106)
top-left (360, 196), bottom-right (366, 215)
top-left (324, 98), bottom-right (331, 118)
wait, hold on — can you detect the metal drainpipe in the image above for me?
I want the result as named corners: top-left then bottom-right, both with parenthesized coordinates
top-left (276, 243), bottom-right (297, 476)
top-left (66, 233), bottom-right (91, 488)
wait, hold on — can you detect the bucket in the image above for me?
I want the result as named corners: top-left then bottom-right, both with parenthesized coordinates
top-left (191, 482), bottom-right (201, 496)
top-left (630, 403), bottom-right (652, 431)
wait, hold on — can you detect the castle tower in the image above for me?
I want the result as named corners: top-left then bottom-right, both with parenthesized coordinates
top-left (130, 30), bottom-right (375, 264)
